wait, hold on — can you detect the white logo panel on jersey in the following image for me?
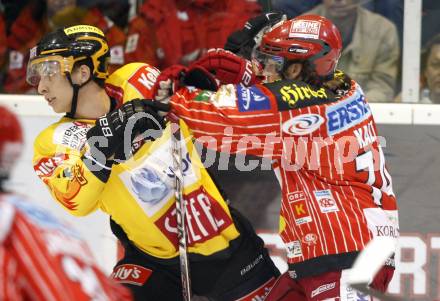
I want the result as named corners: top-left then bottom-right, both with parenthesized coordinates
top-left (53, 122), bottom-right (92, 151)
top-left (363, 208), bottom-right (399, 240)
top-left (211, 84), bottom-right (237, 108)
top-left (282, 114), bottom-right (324, 135)
top-left (313, 189), bottom-right (339, 213)
top-left (285, 240), bottom-right (303, 259)
top-left (325, 85), bottom-right (371, 137)
top-left (119, 136), bottom-right (199, 217)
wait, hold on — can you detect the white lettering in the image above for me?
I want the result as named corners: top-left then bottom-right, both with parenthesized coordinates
top-left (185, 200), bottom-right (201, 243)
top-left (132, 267), bottom-right (140, 279)
top-left (241, 61), bottom-right (253, 86)
top-left (198, 193), bottom-right (218, 231)
top-left (138, 72), bottom-right (155, 90)
top-left (354, 121), bottom-right (377, 148)
top-left (190, 198), bottom-right (208, 237)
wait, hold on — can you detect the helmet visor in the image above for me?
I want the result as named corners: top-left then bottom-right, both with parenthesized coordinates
top-left (26, 55), bottom-right (73, 86)
top-left (252, 49), bottom-right (286, 74)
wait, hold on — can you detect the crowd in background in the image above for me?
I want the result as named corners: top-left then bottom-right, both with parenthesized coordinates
top-left (0, 0), bottom-right (439, 103)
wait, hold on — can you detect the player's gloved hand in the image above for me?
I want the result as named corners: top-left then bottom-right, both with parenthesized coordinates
top-left (190, 49), bottom-right (256, 86)
top-left (152, 65), bottom-right (187, 103)
top-left (224, 12), bottom-right (285, 59)
top-left (86, 99), bottom-right (168, 163)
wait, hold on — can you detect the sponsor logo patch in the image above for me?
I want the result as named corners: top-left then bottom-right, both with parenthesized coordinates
top-left (34, 155), bottom-right (68, 178)
top-left (286, 240), bottom-right (303, 258)
top-left (237, 84), bottom-right (271, 112)
top-left (289, 20), bottom-right (321, 39)
top-left (154, 187), bottom-right (232, 247)
top-left (53, 122), bottom-right (91, 151)
top-left (128, 65), bottom-right (160, 98)
top-left (119, 136), bottom-right (197, 217)
top-left (112, 264), bottom-right (152, 286)
top-left (363, 208), bottom-right (399, 239)
top-left (279, 83), bottom-right (328, 108)
top-left (311, 282), bottom-right (336, 298)
top-left (302, 233), bottom-right (318, 246)
top-left (52, 163), bottom-right (88, 210)
top-left (287, 191), bottom-right (312, 225)
top-left (326, 94), bottom-right (371, 136)
top-left (282, 114), bottom-right (324, 135)
top-left (131, 167), bottom-right (170, 206)
top-left (314, 190), bottom-right (339, 213)
top-left (211, 84), bottom-right (237, 108)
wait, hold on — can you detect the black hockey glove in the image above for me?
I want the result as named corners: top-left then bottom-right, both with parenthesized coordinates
top-left (86, 99), bottom-right (169, 164)
top-left (224, 12), bottom-right (284, 60)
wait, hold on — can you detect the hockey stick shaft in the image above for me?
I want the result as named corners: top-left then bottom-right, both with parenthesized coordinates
top-left (171, 121), bottom-right (192, 301)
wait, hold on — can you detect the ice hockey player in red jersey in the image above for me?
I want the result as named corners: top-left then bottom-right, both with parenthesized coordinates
top-left (0, 105), bottom-right (132, 301)
top-left (27, 24), bottom-right (280, 301)
top-left (155, 14), bottom-right (399, 300)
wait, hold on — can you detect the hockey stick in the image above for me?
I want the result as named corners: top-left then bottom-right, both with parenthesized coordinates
top-left (345, 237), bottom-right (403, 301)
top-left (171, 120), bottom-right (192, 301)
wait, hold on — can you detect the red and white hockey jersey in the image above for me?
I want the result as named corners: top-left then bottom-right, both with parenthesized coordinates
top-left (170, 76), bottom-right (399, 278)
top-left (0, 193), bottom-right (132, 301)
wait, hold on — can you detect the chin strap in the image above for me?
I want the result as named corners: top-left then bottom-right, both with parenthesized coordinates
top-left (65, 73), bottom-right (93, 119)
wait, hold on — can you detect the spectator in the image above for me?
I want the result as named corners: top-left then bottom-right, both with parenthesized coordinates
top-left (271, 0), bottom-right (403, 40)
top-left (135, 0), bottom-right (261, 69)
top-left (272, 0), bottom-right (321, 17)
top-left (51, 0), bottom-right (128, 73)
top-left (306, 0), bottom-right (400, 102)
top-left (2, 0), bottom-right (48, 94)
top-left (420, 34), bottom-right (440, 104)
top-left (363, 0), bottom-right (403, 49)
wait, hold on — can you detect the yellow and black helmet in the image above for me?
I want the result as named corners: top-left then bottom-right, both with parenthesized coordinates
top-left (27, 24), bottom-right (110, 86)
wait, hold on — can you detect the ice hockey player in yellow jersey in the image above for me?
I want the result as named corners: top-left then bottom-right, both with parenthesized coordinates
top-left (28, 24), bottom-right (279, 300)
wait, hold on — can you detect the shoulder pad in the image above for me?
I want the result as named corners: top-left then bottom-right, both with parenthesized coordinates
top-left (107, 63), bottom-right (160, 100)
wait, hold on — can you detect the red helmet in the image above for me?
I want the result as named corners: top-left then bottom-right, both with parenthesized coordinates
top-left (259, 15), bottom-right (342, 78)
top-left (0, 106), bottom-right (23, 179)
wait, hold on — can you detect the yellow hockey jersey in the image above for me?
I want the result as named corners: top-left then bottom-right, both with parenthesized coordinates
top-left (33, 63), bottom-right (240, 259)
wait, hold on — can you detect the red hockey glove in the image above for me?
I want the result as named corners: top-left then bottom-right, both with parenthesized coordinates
top-left (152, 65), bottom-right (187, 103)
top-left (191, 49), bottom-right (257, 86)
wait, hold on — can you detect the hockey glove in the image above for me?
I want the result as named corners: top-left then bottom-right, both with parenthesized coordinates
top-left (152, 65), bottom-right (187, 103)
top-left (224, 12), bottom-right (285, 59)
top-left (183, 65), bottom-right (219, 91)
top-left (86, 99), bottom-right (168, 164)
top-left (191, 49), bottom-right (256, 86)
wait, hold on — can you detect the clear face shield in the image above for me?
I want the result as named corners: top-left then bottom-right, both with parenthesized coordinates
top-left (251, 49), bottom-right (286, 83)
top-left (26, 55), bottom-right (73, 86)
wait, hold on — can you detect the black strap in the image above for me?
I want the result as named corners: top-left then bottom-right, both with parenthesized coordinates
top-left (65, 73), bottom-right (93, 118)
